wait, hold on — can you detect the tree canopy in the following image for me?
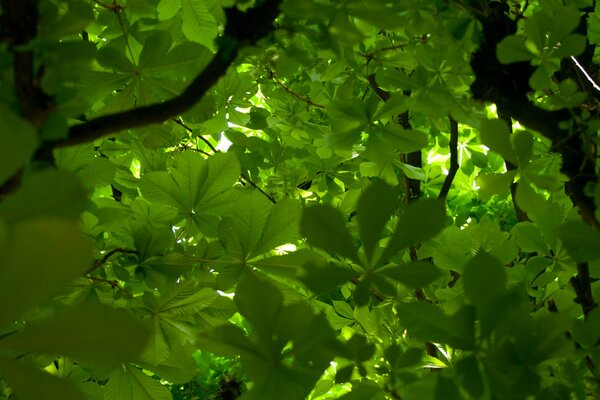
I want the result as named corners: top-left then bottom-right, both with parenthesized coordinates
top-left (1, 0), bottom-right (600, 399)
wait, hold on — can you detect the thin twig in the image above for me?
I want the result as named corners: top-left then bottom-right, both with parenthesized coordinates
top-left (172, 118), bottom-right (219, 153)
top-left (265, 65), bottom-right (326, 109)
top-left (86, 248), bottom-right (138, 275)
top-left (240, 172), bottom-right (276, 203)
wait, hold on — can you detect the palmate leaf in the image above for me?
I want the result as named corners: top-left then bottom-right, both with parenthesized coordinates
top-left (0, 301), bottom-right (148, 367)
top-left (105, 365), bottom-right (172, 400)
top-left (197, 273), bottom-right (339, 400)
top-left (218, 192), bottom-right (302, 261)
top-left (140, 151), bottom-right (240, 217)
top-left (141, 284), bottom-right (221, 364)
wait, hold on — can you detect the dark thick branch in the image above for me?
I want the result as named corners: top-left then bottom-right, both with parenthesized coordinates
top-left (438, 118), bottom-right (459, 200)
top-left (467, 3), bottom-right (599, 317)
top-left (572, 262), bottom-right (597, 317)
top-left (469, 4), bottom-right (599, 227)
top-left (56, 0), bottom-right (283, 148)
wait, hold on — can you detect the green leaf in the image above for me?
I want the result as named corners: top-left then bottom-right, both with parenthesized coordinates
top-left (182, 0), bottom-right (218, 49)
top-left (0, 357), bottom-right (84, 400)
top-left (253, 249), bottom-right (321, 278)
top-left (234, 273), bottom-right (283, 345)
top-left (301, 204), bottom-right (360, 264)
top-left (105, 365), bottom-right (172, 400)
top-left (558, 221), bottom-right (600, 261)
top-left (398, 162), bottom-right (425, 180)
top-left (196, 324), bottom-right (258, 359)
top-left (373, 94), bottom-right (408, 120)
top-left (356, 181), bottom-right (398, 265)
top-left (251, 199), bottom-right (302, 257)
top-left (299, 261), bottom-right (360, 295)
top-left (497, 35), bottom-right (533, 64)
top-left (157, 0), bottom-right (180, 20)
top-left (0, 105), bottom-right (38, 185)
top-left (381, 199), bottom-right (446, 263)
top-left (0, 301), bottom-right (148, 366)
top-left (381, 126), bottom-right (429, 153)
top-left (463, 251), bottom-right (507, 310)
top-left (0, 219), bottom-right (92, 328)
top-left (140, 151), bottom-right (240, 216)
top-left (396, 302), bottom-right (473, 349)
top-left (219, 191), bottom-right (271, 260)
top-left (152, 284), bottom-right (218, 317)
top-left (476, 171), bottom-right (516, 202)
top-left (379, 262), bottom-right (442, 288)
top-left (0, 170), bottom-right (87, 222)
top-left (511, 222), bottom-right (550, 254)
top-left (479, 119), bottom-right (517, 165)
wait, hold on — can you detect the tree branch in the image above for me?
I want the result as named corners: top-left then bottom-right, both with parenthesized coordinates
top-left (438, 118), bottom-right (459, 200)
top-left (172, 118), bottom-right (219, 153)
top-left (85, 248), bottom-right (138, 275)
top-left (55, 0), bottom-right (283, 148)
top-left (240, 172), bottom-right (276, 204)
top-left (265, 65), bottom-right (325, 109)
top-left (467, 2), bottom-right (599, 318)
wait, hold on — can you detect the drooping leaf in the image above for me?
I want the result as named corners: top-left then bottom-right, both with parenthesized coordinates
top-left (380, 125), bottom-right (429, 153)
top-left (378, 261), bottom-right (442, 288)
top-left (381, 199), bottom-right (446, 263)
top-left (299, 261), bottom-right (360, 295)
top-left (0, 218), bottom-right (92, 328)
top-left (0, 105), bottom-right (38, 185)
top-left (558, 221), bottom-right (600, 261)
top-left (396, 302), bottom-right (474, 349)
top-left (463, 251), bottom-right (507, 310)
top-left (234, 273), bottom-right (283, 345)
top-left (479, 119), bottom-right (517, 165)
top-left (496, 35), bottom-right (533, 64)
top-left (0, 301), bottom-right (149, 366)
top-left (0, 170), bottom-right (87, 222)
top-left (356, 181), bottom-right (398, 265)
top-left (301, 204), bottom-right (360, 264)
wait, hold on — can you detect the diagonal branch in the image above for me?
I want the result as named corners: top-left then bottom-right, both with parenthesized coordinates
top-left (55, 0), bottom-right (283, 148)
top-left (466, 2), bottom-right (599, 319)
top-left (265, 65), bottom-right (325, 109)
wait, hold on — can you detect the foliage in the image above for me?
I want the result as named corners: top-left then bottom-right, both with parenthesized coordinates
top-left (1, 0), bottom-right (600, 399)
